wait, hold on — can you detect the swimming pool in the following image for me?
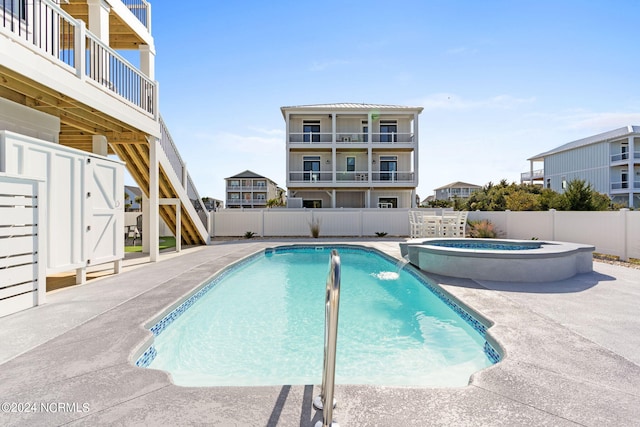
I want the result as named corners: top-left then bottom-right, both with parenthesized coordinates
top-left (135, 246), bottom-right (499, 387)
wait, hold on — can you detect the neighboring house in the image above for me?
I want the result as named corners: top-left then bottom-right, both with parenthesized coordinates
top-left (281, 103), bottom-right (423, 208)
top-left (202, 197), bottom-right (224, 211)
top-left (225, 170), bottom-right (282, 209)
top-left (125, 185), bottom-right (143, 211)
top-left (434, 181), bottom-right (481, 201)
top-left (524, 126), bottom-right (640, 208)
top-left (0, 0), bottom-right (209, 262)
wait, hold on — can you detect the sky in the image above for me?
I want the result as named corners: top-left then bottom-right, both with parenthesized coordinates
top-left (141, 0), bottom-right (640, 202)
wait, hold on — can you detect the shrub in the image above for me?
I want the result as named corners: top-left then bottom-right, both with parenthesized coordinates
top-left (244, 231), bottom-right (256, 239)
top-left (309, 219), bottom-right (320, 238)
top-left (468, 220), bottom-right (499, 238)
top-left (375, 231), bottom-right (388, 237)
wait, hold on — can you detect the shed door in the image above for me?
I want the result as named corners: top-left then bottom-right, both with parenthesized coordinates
top-left (86, 156), bottom-right (124, 266)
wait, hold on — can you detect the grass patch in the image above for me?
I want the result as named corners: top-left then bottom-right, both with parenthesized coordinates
top-left (125, 236), bottom-right (176, 253)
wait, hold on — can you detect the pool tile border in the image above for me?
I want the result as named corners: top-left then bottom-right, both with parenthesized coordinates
top-left (135, 244), bottom-right (501, 368)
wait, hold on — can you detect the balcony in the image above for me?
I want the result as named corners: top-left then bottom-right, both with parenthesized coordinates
top-left (288, 132), bottom-right (415, 145)
top-left (521, 169), bottom-right (544, 182)
top-left (611, 181), bottom-right (640, 192)
top-left (226, 199), bottom-right (268, 206)
top-left (1, 0), bottom-right (156, 118)
top-left (610, 151), bottom-right (640, 163)
top-left (289, 171), bottom-right (415, 186)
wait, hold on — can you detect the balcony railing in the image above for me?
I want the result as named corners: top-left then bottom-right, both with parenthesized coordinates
top-left (289, 171), bottom-right (415, 184)
top-left (226, 185), bottom-right (268, 191)
top-left (159, 116), bottom-right (208, 228)
top-left (1, 0), bottom-right (156, 116)
top-left (611, 181), bottom-right (640, 191)
top-left (122, 0), bottom-right (150, 30)
top-left (226, 199), bottom-right (268, 206)
top-left (521, 169), bottom-right (544, 181)
top-left (288, 132), bottom-right (415, 144)
top-left (611, 151), bottom-right (640, 162)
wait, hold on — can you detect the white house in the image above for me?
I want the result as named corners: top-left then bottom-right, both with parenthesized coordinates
top-left (225, 170), bottom-right (282, 208)
top-left (524, 126), bottom-right (640, 208)
top-left (282, 103), bottom-right (423, 208)
top-left (434, 181), bottom-right (482, 201)
top-left (0, 0), bottom-right (208, 315)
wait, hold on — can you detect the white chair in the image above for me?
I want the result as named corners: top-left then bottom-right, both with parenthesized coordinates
top-left (441, 211), bottom-right (468, 237)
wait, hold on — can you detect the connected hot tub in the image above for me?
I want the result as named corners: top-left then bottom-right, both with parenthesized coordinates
top-left (399, 238), bottom-right (595, 282)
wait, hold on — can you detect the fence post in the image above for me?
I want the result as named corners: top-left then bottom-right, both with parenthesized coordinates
top-left (621, 208), bottom-right (629, 261)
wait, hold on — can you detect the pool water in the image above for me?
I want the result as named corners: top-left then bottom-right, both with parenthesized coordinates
top-left (145, 246), bottom-right (495, 387)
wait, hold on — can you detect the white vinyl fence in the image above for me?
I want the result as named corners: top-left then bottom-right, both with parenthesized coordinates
top-left (468, 209), bottom-right (640, 261)
top-left (211, 208), bottom-right (640, 261)
top-left (0, 174), bottom-right (46, 317)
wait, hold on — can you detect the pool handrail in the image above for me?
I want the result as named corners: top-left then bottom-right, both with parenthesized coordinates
top-left (313, 249), bottom-right (341, 427)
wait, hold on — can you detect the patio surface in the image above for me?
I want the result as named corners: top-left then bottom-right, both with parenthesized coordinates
top-left (0, 239), bottom-right (639, 426)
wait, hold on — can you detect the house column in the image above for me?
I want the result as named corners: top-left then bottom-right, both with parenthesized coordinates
top-left (367, 112), bottom-right (373, 186)
top-left (139, 44), bottom-right (156, 80)
top-left (629, 136), bottom-right (635, 207)
top-left (285, 112), bottom-right (290, 187)
top-left (92, 135), bottom-right (108, 156)
top-left (148, 138), bottom-right (160, 262)
top-left (413, 112), bottom-right (419, 191)
top-left (87, 0), bottom-right (110, 43)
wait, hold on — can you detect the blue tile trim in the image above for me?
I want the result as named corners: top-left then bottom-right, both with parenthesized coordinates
top-left (136, 244), bottom-right (501, 368)
top-left (135, 345), bottom-right (157, 367)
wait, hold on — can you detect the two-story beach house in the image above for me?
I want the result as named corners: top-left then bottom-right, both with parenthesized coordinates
top-left (282, 103), bottom-right (423, 208)
top-left (225, 170), bottom-right (282, 208)
top-left (524, 126), bottom-right (640, 208)
top-left (1, 0), bottom-right (208, 296)
top-left (433, 181), bottom-right (482, 201)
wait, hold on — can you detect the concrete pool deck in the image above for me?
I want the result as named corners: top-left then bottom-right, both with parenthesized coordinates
top-left (0, 239), bottom-right (639, 426)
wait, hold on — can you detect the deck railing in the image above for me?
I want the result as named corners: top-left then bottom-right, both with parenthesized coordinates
top-left (121, 0), bottom-right (150, 30)
top-left (288, 132), bottom-right (415, 144)
top-left (1, 0), bottom-right (156, 116)
top-left (158, 116), bottom-right (208, 227)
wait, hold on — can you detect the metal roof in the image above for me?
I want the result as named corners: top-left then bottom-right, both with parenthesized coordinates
top-left (280, 103), bottom-right (423, 118)
top-left (528, 125), bottom-right (640, 161)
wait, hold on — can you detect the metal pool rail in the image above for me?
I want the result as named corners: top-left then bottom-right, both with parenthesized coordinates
top-left (313, 249), bottom-right (341, 427)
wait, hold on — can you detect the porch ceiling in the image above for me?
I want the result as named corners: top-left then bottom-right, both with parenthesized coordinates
top-left (61, 1), bottom-right (146, 49)
top-left (0, 65), bottom-right (146, 153)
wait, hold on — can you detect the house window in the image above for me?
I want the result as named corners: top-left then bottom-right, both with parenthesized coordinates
top-left (228, 180), bottom-right (240, 188)
top-left (546, 179), bottom-right (551, 189)
top-left (362, 121), bottom-right (368, 142)
top-left (303, 156), bottom-right (321, 181)
top-left (561, 177), bottom-right (567, 189)
top-left (379, 156), bottom-right (397, 181)
top-left (380, 120), bottom-right (397, 143)
top-left (346, 156), bottom-right (356, 172)
top-left (303, 200), bottom-right (322, 208)
top-left (303, 121), bottom-right (320, 143)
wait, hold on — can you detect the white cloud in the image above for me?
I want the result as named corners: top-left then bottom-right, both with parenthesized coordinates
top-left (562, 111), bottom-right (640, 133)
